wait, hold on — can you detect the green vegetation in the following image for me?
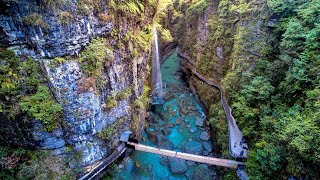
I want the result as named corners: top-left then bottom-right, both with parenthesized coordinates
top-left (0, 146), bottom-right (74, 179)
top-left (230, 1), bottom-right (320, 178)
top-left (109, 0), bottom-right (145, 16)
top-left (0, 50), bottom-right (61, 131)
top-left (174, 0), bottom-right (320, 178)
top-left (117, 87), bottom-right (132, 100)
top-left (23, 13), bottom-right (49, 29)
top-left (104, 87), bottom-right (133, 110)
top-left (78, 37), bottom-right (112, 77)
top-left (57, 11), bottom-right (73, 25)
top-left (105, 96), bottom-right (118, 109)
top-left (133, 85), bottom-right (150, 109)
top-left (39, 0), bottom-right (65, 9)
top-left (97, 118), bottom-right (125, 140)
top-left (77, 0), bottom-right (102, 15)
top-left (49, 57), bottom-right (67, 68)
top-left (20, 86), bottom-right (63, 131)
top-left (0, 50), bottom-right (40, 119)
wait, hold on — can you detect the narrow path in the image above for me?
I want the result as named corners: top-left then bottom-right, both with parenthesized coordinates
top-left (78, 143), bottom-right (127, 180)
top-left (177, 49), bottom-right (248, 158)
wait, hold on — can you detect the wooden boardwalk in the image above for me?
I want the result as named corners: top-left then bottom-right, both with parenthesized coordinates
top-left (178, 49), bottom-right (249, 158)
top-left (127, 142), bottom-right (244, 169)
top-left (78, 143), bottom-right (127, 180)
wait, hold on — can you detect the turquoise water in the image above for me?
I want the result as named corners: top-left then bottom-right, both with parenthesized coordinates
top-left (112, 52), bottom-right (213, 180)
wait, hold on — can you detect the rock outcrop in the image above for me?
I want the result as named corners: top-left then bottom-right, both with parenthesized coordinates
top-left (0, 0), bottom-right (153, 172)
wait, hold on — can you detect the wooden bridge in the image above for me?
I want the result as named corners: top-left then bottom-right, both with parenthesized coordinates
top-left (127, 141), bottom-right (243, 169)
top-left (78, 132), bottom-right (248, 180)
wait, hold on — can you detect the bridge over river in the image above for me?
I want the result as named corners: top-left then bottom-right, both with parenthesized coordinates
top-left (79, 132), bottom-right (248, 180)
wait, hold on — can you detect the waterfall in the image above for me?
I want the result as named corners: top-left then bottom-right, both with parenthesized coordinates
top-left (151, 27), bottom-right (164, 105)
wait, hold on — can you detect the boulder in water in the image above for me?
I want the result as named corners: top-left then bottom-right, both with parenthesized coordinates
top-left (158, 139), bottom-right (174, 150)
top-left (202, 141), bottom-right (213, 152)
top-left (185, 169), bottom-right (194, 180)
top-left (160, 157), bottom-right (170, 167)
top-left (162, 127), bottom-right (172, 135)
top-left (159, 113), bottom-right (171, 122)
top-left (200, 131), bottom-right (210, 141)
top-left (168, 157), bottom-right (187, 174)
top-left (175, 118), bottom-right (182, 125)
top-left (164, 93), bottom-right (175, 101)
top-left (185, 141), bottom-right (203, 155)
top-left (187, 160), bottom-right (196, 166)
top-left (195, 118), bottom-right (204, 127)
top-left (189, 127), bottom-right (197, 133)
top-left (146, 129), bottom-right (159, 144)
top-left (167, 122), bottom-right (175, 128)
top-left (194, 164), bottom-right (217, 180)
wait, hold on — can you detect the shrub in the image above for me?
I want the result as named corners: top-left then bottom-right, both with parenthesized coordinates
top-left (57, 11), bottom-right (73, 25)
top-left (0, 50), bottom-right (41, 120)
top-left (23, 13), bottom-right (49, 29)
top-left (49, 57), bottom-right (66, 68)
top-left (78, 37), bottom-right (110, 76)
top-left (133, 85), bottom-right (150, 109)
top-left (105, 97), bottom-right (117, 109)
top-left (0, 50), bottom-right (20, 96)
top-left (20, 86), bottom-right (63, 131)
top-left (77, 0), bottom-right (101, 15)
top-left (19, 57), bottom-right (41, 92)
top-left (97, 13), bottom-right (113, 23)
top-left (117, 87), bottom-right (132, 100)
top-left (39, 0), bottom-right (65, 9)
top-left (97, 118), bottom-right (125, 140)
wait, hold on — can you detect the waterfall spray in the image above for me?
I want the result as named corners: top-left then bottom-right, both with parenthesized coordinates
top-left (151, 27), bottom-right (164, 105)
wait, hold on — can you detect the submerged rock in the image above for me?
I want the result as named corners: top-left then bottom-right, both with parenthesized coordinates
top-left (175, 118), bottom-right (182, 125)
top-left (194, 164), bottom-right (217, 180)
top-left (146, 129), bottom-right (159, 144)
top-left (162, 127), bottom-right (172, 136)
top-left (187, 160), bottom-right (196, 166)
top-left (185, 169), bottom-right (194, 180)
top-left (185, 141), bottom-right (203, 155)
top-left (168, 157), bottom-right (187, 174)
top-left (160, 157), bottom-right (170, 167)
top-left (164, 94), bottom-right (175, 101)
top-left (195, 118), bottom-right (204, 127)
top-left (189, 127), bottom-right (197, 133)
top-left (159, 113), bottom-right (171, 122)
top-left (202, 141), bottom-right (213, 152)
top-left (167, 122), bottom-right (175, 128)
top-left (200, 131), bottom-right (210, 141)
top-left (158, 139), bottom-right (174, 150)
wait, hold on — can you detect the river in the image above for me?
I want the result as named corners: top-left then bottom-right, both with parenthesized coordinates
top-left (110, 52), bottom-right (218, 180)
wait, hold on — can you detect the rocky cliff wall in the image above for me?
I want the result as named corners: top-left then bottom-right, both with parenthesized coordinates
top-left (0, 0), bottom-right (153, 172)
top-left (170, 0), bottom-right (275, 158)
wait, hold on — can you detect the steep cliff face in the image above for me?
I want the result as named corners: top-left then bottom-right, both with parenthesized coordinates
top-left (0, 0), bottom-right (112, 58)
top-left (173, 0), bottom-right (274, 141)
top-left (172, 0), bottom-right (320, 179)
top-left (0, 0), bottom-right (153, 173)
top-left (171, 0), bottom-right (275, 177)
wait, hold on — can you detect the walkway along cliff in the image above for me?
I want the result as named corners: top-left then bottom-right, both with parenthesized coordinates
top-left (177, 49), bottom-right (249, 159)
